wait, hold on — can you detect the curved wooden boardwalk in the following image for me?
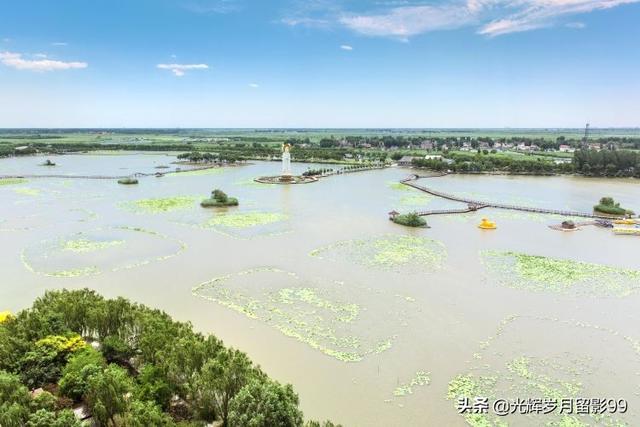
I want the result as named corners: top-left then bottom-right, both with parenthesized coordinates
top-left (400, 174), bottom-right (613, 219)
top-left (0, 165), bottom-right (226, 181)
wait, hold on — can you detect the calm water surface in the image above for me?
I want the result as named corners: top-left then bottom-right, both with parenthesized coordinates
top-left (1, 153), bottom-right (639, 426)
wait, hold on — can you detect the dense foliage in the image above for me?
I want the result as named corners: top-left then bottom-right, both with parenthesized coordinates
top-left (0, 290), bottom-right (340, 427)
top-left (201, 189), bottom-right (239, 207)
top-left (573, 149), bottom-right (640, 177)
top-left (594, 197), bottom-right (634, 216)
top-left (391, 212), bottom-right (428, 228)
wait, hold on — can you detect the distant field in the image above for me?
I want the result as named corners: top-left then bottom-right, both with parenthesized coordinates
top-left (1, 128), bottom-right (639, 145)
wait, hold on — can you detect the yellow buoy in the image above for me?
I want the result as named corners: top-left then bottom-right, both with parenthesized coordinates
top-left (0, 311), bottom-right (13, 324)
top-left (613, 218), bottom-right (637, 225)
top-left (478, 218), bottom-right (497, 229)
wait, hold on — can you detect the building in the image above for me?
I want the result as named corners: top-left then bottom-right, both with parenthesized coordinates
top-left (420, 141), bottom-right (434, 150)
top-left (398, 156), bottom-right (418, 166)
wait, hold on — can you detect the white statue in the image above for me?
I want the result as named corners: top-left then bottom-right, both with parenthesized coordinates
top-left (281, 144), bottom-right (292, 177)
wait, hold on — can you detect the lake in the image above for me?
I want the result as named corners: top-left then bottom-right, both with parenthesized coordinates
top-left (1, 153), bottom-right (639, 426)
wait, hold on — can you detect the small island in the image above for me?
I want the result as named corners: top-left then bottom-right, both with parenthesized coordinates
top-left (594, 197), bottom-right (634, 217)
top-left (117, 177), bottom-right (139, 185)
top-left (201, 189), bottom-right (239, 207)
top-left (41, 159), bottom-right (56, 166)
top-left (389, 211), bottom-right (429, 228)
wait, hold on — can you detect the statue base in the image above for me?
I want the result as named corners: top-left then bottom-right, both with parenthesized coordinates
top-left (254, 175), bottom-right (318, 185)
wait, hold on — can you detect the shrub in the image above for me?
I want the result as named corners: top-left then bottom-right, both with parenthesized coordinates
top-left (392, 212), bottom-right (427, 228)
top-left (118, 178), bottom-right (139, 185)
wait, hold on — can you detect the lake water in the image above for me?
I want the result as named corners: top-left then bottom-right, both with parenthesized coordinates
top-left (1, 153), bottom-right (639, 426)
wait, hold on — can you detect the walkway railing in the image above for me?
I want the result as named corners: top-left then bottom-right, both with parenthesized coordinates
top-left (400, 174), bottom-right (612, 219)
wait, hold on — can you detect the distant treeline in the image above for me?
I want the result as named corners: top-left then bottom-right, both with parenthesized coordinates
top-left (409, 149), bottom-right (640, 177)
top-left (574, 149), bottom-right (640, 177)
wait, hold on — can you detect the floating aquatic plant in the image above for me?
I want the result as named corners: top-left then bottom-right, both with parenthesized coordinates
top-left (481, 250), bottom-right (640, 297)
top-left (193, 267), bottom-right (416, 362)
top-left (21, 226), bottom-right (185, 277)
top-left (13, 187), bottom-right (40, 197)
top-left (447, 316), bottom-right (638, 427)
top-left (310, 235), bottom-right (447, 273)
top-left (204, 211), bottom-right (287, 229)
top-left (123, 196), bottom-right (198, 213)
top-left (393, 371), bottom-right (431, 397)
top-left (62, 238), bottom-right (124, 253)
top-left (0, 178), bottom-right (27, 186)
top-left (399, 194), bottom-right (433, 207)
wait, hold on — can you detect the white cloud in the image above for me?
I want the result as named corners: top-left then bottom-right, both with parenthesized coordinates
top-left (291, 0), bottom-right (638, 38)
top-left (340, 44), bottom-right (353, 50)
top-left (281, 17), bottom-right (330, 27)
top-left (479, 0), bottom-right (637, 36)
top-left (339, 4), bottom-right (477, 38)
top-left (157, 63), bottom-right (209, 77)
top-left (566, 21), bottom-right (586, 28)
top-left (51, 42), bottom-right (68, 46)
top-left (248, 83), bottom-right (259, 88)
top-left (0, 51), bottom-right (87, 71)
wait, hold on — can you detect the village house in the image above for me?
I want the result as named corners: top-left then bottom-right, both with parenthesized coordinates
top-left (398, 155), bottom-right (418, 166)
top-left (420, 141), bottom-right (434, 150)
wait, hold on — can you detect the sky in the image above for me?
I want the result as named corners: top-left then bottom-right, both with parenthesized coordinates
top-left (0, 0), bottom-right (639, 128)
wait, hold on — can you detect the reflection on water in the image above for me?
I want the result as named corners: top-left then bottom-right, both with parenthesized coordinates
top-left (1, 155), bottom-right (640, 426)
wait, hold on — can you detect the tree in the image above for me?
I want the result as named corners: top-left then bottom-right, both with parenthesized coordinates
top-left (26, 409), bottom-right (82, 427)
top-left (193, 348), bottom-right (253, 425)
top-left (85, 364), bottom-right (133, 426)
top-left (212, 189), bottom-right (229, 203)
top-left (124, 400), bottom-right (175, 427)
top-left (59, 347), bottom-right (106, 401)
top-left (228, 379), bottom-right (304, 427)
top-left (0, 371), bottom-right (31, 427)
top-left (134, 365), bottom-right (172, 410)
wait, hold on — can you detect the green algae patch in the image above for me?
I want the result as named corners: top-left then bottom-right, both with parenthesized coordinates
top-left (21, 226), bottom-right (186, 278)
top-left (399, 194), bottom-right (433, 207)
top-left (205, 211), bottom-right (287, 229)
top-left (481, 250), bottom-right (640, 297)
top-left (123, 196), bottom-right (198, 214)
top-left (387, 181), bottom-right (415, 191)
top-left (62, 238), bottom-right (124, 253)
top-left (13, 187), bottom-right (40, 197)
top-left (0, 178), bottom-right (27, 186)
top-left (310, 235), bottom-right (447, 273)
top-left (193, 268), bottom-right (417, 362)
top-left (393, 371), bottom-right (431, 397)
top-left (447, 316), bottom-right (639, 427)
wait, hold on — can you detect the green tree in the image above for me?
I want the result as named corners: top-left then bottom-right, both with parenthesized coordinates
top-left (59, 347), bottom-right (106, 401)
top-left (228, 379), bottom-right (304, 427)
top-left (26, 409), bottom-right (82, 427)
top-left (193, 348), bottom-right (253, 425)
top-left (85, 364), bottom-right (133, 426)
top-left (124, 400), bottom-right (175, 427)
top-left (0, 371), bottom-right (31, 427)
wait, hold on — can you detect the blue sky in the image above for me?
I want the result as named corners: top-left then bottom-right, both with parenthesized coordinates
top-left (0, 0), bottom-right (638, 128)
